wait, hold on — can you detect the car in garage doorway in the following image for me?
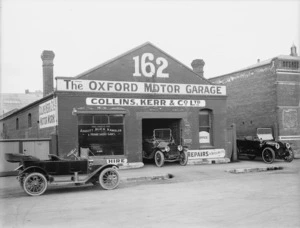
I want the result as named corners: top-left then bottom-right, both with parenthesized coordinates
top-left (142, 128), bottom-right (188, 167)
top-left (237, 128), bottom-right (294, 164)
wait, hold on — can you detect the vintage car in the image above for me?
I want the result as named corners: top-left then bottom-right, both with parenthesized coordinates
top-left (5, 148), bottom-right (120, 196)
top-left (142, 128), bottom-right (188, 167)
top-left (237, 128), bottom-right (294, 164)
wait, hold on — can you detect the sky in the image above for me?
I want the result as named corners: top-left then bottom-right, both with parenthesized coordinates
top-left (0, 0), bottom-right (299, 94)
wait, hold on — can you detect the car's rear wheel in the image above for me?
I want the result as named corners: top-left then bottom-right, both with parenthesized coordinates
top-left (23, 172), bottom-right (48, 196)
top-left (99, 168), bottom-right (120, 190)
top-left (262, 147), bottom-right (275, 164)
top-left (284, 149), bottom-right (294, 162)
top-left (154, 151), bottom-right (165, 167)
top-left (179, 151), bottom-right (188, 166)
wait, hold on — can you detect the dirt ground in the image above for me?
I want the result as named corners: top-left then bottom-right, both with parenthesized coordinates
top-left (0, 159), bottom-right (299, 228)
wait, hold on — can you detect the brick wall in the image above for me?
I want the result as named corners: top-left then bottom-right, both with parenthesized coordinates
top-left (211, 64), bottom-right (277, 137)
top-left (57, 92), bottom-right (228, 161)
top-left (275, 60), bottom-right (300, 155)
top-left (0, 100), bottom-right (55, 140)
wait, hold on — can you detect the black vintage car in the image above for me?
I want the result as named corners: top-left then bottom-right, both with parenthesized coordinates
top-left (5, 148), bottom-right (120, 196)
top-left (142, 128), bottom-right (188, 167)
top-left (237, 128), bottom-right (294, 164)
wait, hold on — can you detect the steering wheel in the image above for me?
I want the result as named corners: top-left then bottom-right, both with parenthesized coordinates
top-left (67, 148), bottom-right (79, 160)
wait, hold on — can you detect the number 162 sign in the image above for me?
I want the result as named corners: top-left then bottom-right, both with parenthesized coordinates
top-left (133, 53), bottom-right (169, 78)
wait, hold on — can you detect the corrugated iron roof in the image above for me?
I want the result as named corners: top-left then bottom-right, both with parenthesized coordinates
top-left (0, 92), bottom-right (43, 116)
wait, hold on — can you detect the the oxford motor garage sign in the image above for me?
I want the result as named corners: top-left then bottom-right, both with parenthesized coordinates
top-left (56, 79), bottom-right (226, 96)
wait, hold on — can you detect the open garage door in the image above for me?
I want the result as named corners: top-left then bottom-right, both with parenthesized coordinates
top-left (142, 118), bottom-right (182, 145)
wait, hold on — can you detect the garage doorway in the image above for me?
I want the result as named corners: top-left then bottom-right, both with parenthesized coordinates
top-left (142, 118), bottom-right (182, 145)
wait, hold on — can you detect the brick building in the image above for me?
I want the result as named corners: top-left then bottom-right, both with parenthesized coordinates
top-left (210, 45), bottom-right (300, 156)
top-left (1, 42), bottom-right (229, 167)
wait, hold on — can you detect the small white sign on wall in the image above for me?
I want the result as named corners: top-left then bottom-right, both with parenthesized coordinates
top-left (199, 131), bottom-right (210, 144)
top-left (106, 158), bottom-right (128, 165)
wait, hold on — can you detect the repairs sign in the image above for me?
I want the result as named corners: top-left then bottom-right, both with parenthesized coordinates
top-left (187, 149), bottom-right (225, 159)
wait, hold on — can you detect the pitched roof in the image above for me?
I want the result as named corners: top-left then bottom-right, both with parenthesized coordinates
top-left (211, 54), bottom-right (300, 79)
top-left (74, 41), bottom-right (212, 84)
top-left (0, 92), bottom-right (43, 117)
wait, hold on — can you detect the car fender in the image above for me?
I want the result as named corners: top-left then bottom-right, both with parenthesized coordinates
top-left (85, 164), bottom-right (119, 182)
top-left (20, 166), bottom-right (49, 178)
top-left (261, 143), bottom-right (277, 151)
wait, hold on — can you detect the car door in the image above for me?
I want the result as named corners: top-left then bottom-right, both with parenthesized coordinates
top-left (68, 160), bottom-right (88, 174)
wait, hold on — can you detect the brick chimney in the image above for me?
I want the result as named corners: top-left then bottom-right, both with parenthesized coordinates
top-left (191, 59), bottom-right (205, 77)
top-left (290, 44), bottom-right (298, 56)
top-left (41, 50), bottom-right (55, 97)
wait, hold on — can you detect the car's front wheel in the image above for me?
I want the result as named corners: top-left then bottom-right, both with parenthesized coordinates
top-left (23, 172), bottom-right (48, 196)
top-left (262, 147), bottom-right (275, 164)
top-left (154, 151), bottom-right (165, 167)
top-left (99, 168), bottom-right (120, 190)
top-left (284, 149), bottom-right (294, 162)
top-left (179, 151), bottom-right (188, 166)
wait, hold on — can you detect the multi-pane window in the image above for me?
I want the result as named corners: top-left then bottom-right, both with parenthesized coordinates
top-left (282, 61), bottom-right (299, 70)
top-left (78, 114), bottom-right (124, 156)
top-left (199, 109), bottom-right (213, 146)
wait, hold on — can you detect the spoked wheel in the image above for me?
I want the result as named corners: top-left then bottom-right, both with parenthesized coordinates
top-left (99, 168), bottom-right (120, 190)
top-left (179, 151), bottom-right (188, 166)
top-left (262, 147), bottom-right (275, 164)
top-left (23, 172), bottom-right (48, 196)
top-left (154, 151), bottom-right (165, 167)
top-left (284, 149), bottom-right (294, 162)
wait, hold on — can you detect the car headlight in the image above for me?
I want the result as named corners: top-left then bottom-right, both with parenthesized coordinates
top-left (285, 143), bottom-right (290, 149)
top-left (165, 146), bottom-right (170, 152)
top-left (275, 143), bottom-right (280, 149)
top-left (177, 145), bottom-right (183, 151)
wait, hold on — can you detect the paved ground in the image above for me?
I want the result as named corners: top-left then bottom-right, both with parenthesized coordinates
top-left (0, 158), bottom-right (299, 228)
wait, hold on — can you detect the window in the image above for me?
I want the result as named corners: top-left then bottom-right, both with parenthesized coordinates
top-left (282, 61), bottom-right (299, 70)
top-left (28, 113), bottom-right (32, 128)
top-left (199, 109), bottom-right (213, 146)
top-left (78, 114), bottom-right (124, 156)
top-left (16, 118), bottom-right (19, 130)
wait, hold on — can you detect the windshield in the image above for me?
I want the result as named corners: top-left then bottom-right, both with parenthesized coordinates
top-left (154, 129), bottom-right (171, 140)
top-left (257, 128), bottom-right (274, 140)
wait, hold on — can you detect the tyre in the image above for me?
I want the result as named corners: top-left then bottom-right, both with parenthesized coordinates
top-left (284, 149), bottom-right (294, 162)
top-left (179, 151), bottom-right (188, 166)
top-left (99, 168), bottom-right (120, 190)
top-left (23, 172), bottom-right (48, 196)
top-left (262, 147), bottom-right (275, 164)
top-left (154, 151), bottom-right (165, 167)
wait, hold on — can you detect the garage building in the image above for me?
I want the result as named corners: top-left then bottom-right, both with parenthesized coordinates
top-left (1, 42), bottom-right (228, 167)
